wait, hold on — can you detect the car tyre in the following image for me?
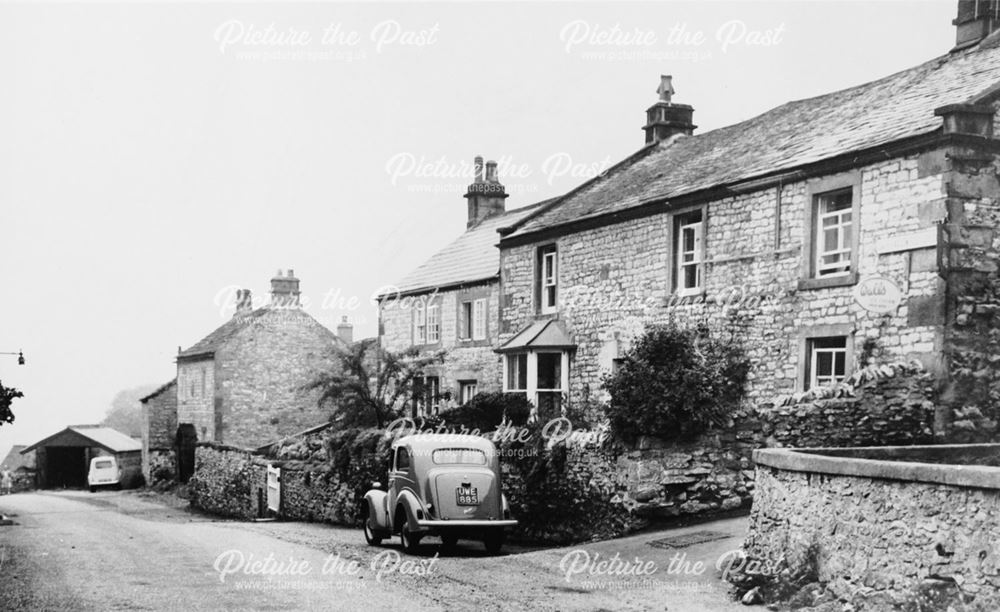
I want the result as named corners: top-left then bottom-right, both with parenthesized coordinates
top-left (401, 523), bottom-right (421, 554)
top-left (364, 519), bottom-right (383, 546)
top-left (483, 530), bottom-right (505, 555)
top-left (89, 486), bottom-right (96, 493)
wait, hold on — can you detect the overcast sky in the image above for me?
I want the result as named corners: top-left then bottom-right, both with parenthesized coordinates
top-left (0, 1), bottom-right (956, 456)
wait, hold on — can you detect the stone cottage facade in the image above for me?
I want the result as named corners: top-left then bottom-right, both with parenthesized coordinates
top-left (145, 270), bottom-right (347, 463)
top-left (140, 378), bottom-right (177, 482)
top-left (494, 9), bottom-right (1000, 426)
top-left (377, 157), bottom-right (547, 416)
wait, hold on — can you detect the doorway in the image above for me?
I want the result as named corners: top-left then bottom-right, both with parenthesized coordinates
top-left (45, 446), bottom-right (87, 488)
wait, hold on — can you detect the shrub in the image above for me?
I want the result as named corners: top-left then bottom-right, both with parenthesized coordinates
top-left (151, 464), bottom-right (174, 483)
top-left (435, 391), bottom-right (532, 431)
top-left (499, 421), bottom-right (633, 544)
top-left (323, 427), bottom-right (393, 522)
top-left (602, 322), bottom-right (750, 442)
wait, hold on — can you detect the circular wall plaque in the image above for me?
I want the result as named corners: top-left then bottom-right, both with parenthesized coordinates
top-left (853, 276), bottom-right (903, 314)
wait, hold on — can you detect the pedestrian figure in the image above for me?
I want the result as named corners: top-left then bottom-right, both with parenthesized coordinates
top-left (1, 466), bottom-right (12, 495)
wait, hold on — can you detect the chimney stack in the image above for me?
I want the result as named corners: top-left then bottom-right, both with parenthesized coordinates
top-left (642, 75), bottom-right (696, 145)
top-left (269, 269), bottom-right (301, 308)
top-left (954, 0), bottom-right (1000, 49)
top-left (337, 315), bottom-right (354, 344)
top-left (234, 289), bottom-right (253, 315)
top-left (463, 154), bottom-right (509, 229)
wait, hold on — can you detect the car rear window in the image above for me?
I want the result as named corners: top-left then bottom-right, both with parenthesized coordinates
top-left (94, 460), bottom-right (113, 469)
top-left (432, 448), bottom-right (487, 465)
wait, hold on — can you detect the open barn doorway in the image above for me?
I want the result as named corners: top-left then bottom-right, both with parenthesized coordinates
top-left (45, 446), bottom-right (87, 488)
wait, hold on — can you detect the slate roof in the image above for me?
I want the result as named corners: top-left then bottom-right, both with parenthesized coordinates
top-left (140, 378), bottom-right (177, 403)
top-left (510, 42), bottom-right (1000, 239)
top-left (21, 426), bottom-right (141, 454)
top-left (177, 308), bottom-right (271, 359)
top-left (383, 201), bottom-right (553, 297)
top-left (496, 319), bottom-right (575, 353)
top-left (177, 307), bottom-right (339, 360)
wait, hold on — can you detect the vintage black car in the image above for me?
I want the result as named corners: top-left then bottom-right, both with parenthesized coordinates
top-left (362, 434), bottom-right (517, 554)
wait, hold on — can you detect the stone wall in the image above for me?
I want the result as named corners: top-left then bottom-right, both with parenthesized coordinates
top-left (189, 435), bottom-right (369, 524)
top-left (755, 363), bottom-right (937, 448)
top-left (214, 309), bottom-right (341, 449)
top-left (141, 380), bottom-right (176, 482)
top-left (188, 444), bottom-right (266, 520)
top-left (188, 368), bottom-right (936, 543)
top-left (379, 282), bottom-right (504, 410)
top-left (941, 144), bottom-right (1000, 440)
top-left (742, 445), bottom-right (1000, 608)
top-left (499, 151), bottom-right (949, 409)
top-left (176, 357), bottom-right (216, 442)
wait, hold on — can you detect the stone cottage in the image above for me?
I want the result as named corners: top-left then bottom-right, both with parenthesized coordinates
top-left (495, 4), bottom-right (1000, 426)
top-left (377, 157), bottom-right (548, 416)
top-left (144, 270), bottom-right (348, 479)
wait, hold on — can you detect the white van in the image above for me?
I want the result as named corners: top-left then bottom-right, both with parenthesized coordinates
top-left (88, 456), bottom-right (121, 492)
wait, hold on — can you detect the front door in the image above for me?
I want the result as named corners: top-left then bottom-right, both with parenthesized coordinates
top-left (176, 424), bottom-right (197, 483)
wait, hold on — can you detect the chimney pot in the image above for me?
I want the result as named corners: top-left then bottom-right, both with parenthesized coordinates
top-left (235, 288), bottom-right (253, 314)
top-left (474, 156), bottom-right (484, 183)
top-left (287, 269), bottom-right (295, 278)
top-left (337, 316), bottom-right (354, 344)
top-left (485, 160), bottom-right (498, 182)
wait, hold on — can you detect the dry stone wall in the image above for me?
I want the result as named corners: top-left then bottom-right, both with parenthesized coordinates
top-left (743, 446), bottom-right (1000, 608)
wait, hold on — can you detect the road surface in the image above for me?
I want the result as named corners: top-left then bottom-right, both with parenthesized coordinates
top-left (0, 490), bottom-right (748, 611)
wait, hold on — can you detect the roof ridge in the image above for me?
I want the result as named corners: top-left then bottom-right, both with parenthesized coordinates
top-left (507, 42), bottom-right (1000, 241)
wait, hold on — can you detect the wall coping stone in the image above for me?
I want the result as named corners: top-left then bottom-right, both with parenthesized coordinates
top-left (754, 444), bottom-right (1000, 490)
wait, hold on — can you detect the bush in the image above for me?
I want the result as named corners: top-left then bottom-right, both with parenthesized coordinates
top-left (499, 421), bottom-right (634, 544)
top-left (435, 391), bottom-right (532, 431)
top-left (151, 464), bottom-right (174, 483)
top-left (602, 322), bottom-right (750, 442)
top-left (323, 427), bottom-right (393, 522)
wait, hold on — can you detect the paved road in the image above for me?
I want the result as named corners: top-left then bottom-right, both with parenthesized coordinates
top-left (0, 490), bottom-right (749, 611)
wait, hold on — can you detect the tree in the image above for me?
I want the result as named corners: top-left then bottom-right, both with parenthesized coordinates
top-left (102, 384), bottom-right (158, 437)
top-left (307, 339), bottom-right (444, 428)
top-left (0, 381), bottom-right (24, 426)
top-left (602, 322), bottom-right (751, 442)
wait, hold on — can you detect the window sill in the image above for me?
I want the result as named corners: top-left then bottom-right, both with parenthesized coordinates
top-left (674, 288), bottom-right (705, 298)
top-left (797, 272), bottom-right (858, 291)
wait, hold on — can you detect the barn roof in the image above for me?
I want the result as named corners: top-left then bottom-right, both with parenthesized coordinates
top-left (21, 425), bottom-right (142, 455)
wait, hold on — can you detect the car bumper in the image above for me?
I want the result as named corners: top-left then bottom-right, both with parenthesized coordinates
top-left (416, 519), bottom-right (518, 528)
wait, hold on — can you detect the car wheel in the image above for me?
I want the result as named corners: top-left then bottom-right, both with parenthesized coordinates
top-left (89, 486), bottom-right (96, 493)
top-left (363, 519), bottom-right (383, 546)
top-left (483, 530), bottom-right (505, 555)
top-left (440, 533), bottom-right (458, 550)
top-left (400, 523), bottom-right (421, 554)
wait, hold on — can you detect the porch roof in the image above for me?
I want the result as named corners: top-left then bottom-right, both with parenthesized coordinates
top-left (496, 320), bottom-right (575, 353)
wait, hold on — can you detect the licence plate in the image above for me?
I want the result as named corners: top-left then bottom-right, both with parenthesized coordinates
top-left (456, 487), bottom-right (479, 506)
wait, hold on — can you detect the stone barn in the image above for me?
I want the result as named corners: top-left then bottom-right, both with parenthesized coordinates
top-left (21, 425), bottom-right (142, 489)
